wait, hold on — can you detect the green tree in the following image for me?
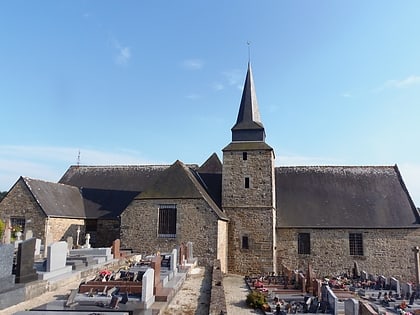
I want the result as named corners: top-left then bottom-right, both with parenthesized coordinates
top-left (0, 191), bottom-right (7, 201)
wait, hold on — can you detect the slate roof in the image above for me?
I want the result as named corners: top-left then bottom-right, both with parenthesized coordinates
top-left (138, 160), bottom-right (228, 221)
top-left (56, 159), bottom-right (228, 221)
top-left (275, 165), bottom-right (419, 228)
top-left (231, 63), bottom-right (266, 142)
top-left (197, 153), bottom-right (223, 207)
top-left (59, 165), bottom-right (171, 191)
top-left (22, 177), bottom-right (85, 218)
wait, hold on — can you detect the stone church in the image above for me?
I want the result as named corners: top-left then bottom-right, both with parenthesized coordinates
top-left (1, 63), bottom-right (419, 280)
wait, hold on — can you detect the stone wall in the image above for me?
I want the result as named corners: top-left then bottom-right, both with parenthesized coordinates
top-left (96, 219), bottom-right (120, 247)
top-left (48, 217), bottom-right (85, 245)
top-left (217, 220), bottom-right (228, 273)
top-left (277, 228), bottom-right (420, 281)
top-left (222, 148), bottom-right (276, 274)
top-left (209, 259), bottom-right (227, 315)
top-left (121, 198), bottom-right (220, 266)
top-left (0, 178), bottom-right (47, 241)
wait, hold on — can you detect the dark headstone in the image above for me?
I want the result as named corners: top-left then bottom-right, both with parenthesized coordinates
top-left (15, 238), bottom-right (38, 283)
top-left (0, 244), bottom-right (15, 290)
top-left (109, 295), bottom-right (119, 309)
top-left (120, 292), bottom-right (128, 304)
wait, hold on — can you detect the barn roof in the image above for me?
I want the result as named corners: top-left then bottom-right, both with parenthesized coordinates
top-left (22, 177), bottom-right (85, 218)
top-left (59, 165), bottom-right (171, 191)
top-left (275, 165), bottom-right (419, 228)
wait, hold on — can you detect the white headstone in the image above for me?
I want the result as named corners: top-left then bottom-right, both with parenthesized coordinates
top-left (47, 241), bottom-right (68, 272)
top-left (34, 238), bottom-right (41, 257)
top-left (170, 248), bottom-right (178, 274)
top-left (84, 233), bottom-right (91, 248)
top-left (141, 268), bottom-right (155, 308)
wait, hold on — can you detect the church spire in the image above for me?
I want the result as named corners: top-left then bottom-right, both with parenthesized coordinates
top-left (231, 63), bottom-right (266, 142)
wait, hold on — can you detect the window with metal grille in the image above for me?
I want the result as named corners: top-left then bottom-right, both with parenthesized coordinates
top-left (10, 217), bottom-right (25, 231)
top-left (158, 204), bottom-right (177, 238)
top-left (243, 152), bottom-right (248, 160)
top-left (349, 233), bottom-right (364, 256)
top-left (298, 233), bottom-right (311, 254)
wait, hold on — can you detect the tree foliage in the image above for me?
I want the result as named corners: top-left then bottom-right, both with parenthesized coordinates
top-left (0, 191), bottom-right (6, 201)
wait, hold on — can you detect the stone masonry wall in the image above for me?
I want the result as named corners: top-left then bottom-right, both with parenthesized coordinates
top-left (225, 207), bottom-right (275, 275)
top-left (121, 198), bottom-right (220, 266)
top-left (96, 219), bottom-right (120, 247)
top-left (0, 178), bottom-right (47, 241)
top-left (222, 150), bottom-right (275, 208)
top-left (217, 220), bottom-right (228, 273)
top-left (277, 228), bottom-right (420, 282)
top-left (222, 148), bottom-right (276, 274)
top-left (48, 217), bottom-right (85, 245)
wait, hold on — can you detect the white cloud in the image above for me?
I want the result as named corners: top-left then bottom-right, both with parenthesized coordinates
top-left (374, 75), bottom-right (420, 92)
top-left (222, 69), bottom-right (242, 87)
top-left (213, 83), bottom-right (224, 91)
top-left (182, 59), bottom-right (203, 70)
top-left (111, 39), bottom-right (131, 65)
top-left (186, 93), bottom-right (200, 100)
top-left (342, 92), bottom-right (352, 98)
top-left (0, 145), bottom-right (152, 192)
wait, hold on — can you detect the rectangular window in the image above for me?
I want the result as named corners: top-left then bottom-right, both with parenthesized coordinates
top-left (242, 236), bottom-right (249, 249)
top-left (158, 204), bottom-right (177, 238)
top-left (243, 152), bottom-right (248, 160)
top-left (349, 233), bottom-right (364, 256)
top-left (10, 217), bottom-right (25, 235)
top-left (298, 233), bottom-right (311, 254)
top-left (245, 177), bottom-right (250, 188)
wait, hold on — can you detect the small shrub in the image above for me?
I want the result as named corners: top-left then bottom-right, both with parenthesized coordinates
top-left (246, 290), bottom-right (267, 309)
top-left (0, 219), bottom-right (4, 241)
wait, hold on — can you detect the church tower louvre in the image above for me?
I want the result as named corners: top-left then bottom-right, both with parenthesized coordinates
top-left (222, 63), bottom-right (277, 274)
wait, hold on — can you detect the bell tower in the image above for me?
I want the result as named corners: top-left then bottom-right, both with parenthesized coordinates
top-left (222, 63), bottom-right (276, 274)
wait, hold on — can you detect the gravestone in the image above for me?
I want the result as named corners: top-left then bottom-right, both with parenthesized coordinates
top-left (151, 253), bottom-right (162, 294)
top-left (47, 241), bottom-right (68, 272)
top-left (0, 244), bottom-right (16, 290)
top-left (170, 248), bottom-right (178, 275)
top-left (34, 238), bottom-right (41, 257)
top-left (402, 282), bottom-right (413, 300)
top-left (390, 277), bottom-right (401, 295)
top-left (361, 270), bottom-right (368, 281)
top-left (141, 268), bottom-right (155, 309)
top-left (66, 236), bottom-right (73, 252)
top-left (15, 238), bottom-right (38, 283)
top-left (352, 261), bottom-right (360, 278)
top-left (38, 241), bottom-right (72, 280)
top-left (112, 239), bottom-right (121, 259)
top-left (345, 298), bottom-right (359, 315)
top-left (187, 241), bottom-right (193, 262)
top-left (83, 233), bottom-right (91, 248)
top-left (178, 243), bottom-right (186, 265)
top-left (378, 275), bottom-right (387, 289)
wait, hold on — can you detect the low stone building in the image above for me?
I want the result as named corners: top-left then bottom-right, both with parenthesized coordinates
top-left (0, 63), bottom-right (419, 279)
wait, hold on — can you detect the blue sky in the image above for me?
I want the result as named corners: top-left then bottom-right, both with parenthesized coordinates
top-left (1, 1), bottom-right (420, 206)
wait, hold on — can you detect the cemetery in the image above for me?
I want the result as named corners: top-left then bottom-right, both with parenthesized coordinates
top-left (245, 261), bottom-right (420, 315)
top-left (0, 232), bottom-right (198, 315)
